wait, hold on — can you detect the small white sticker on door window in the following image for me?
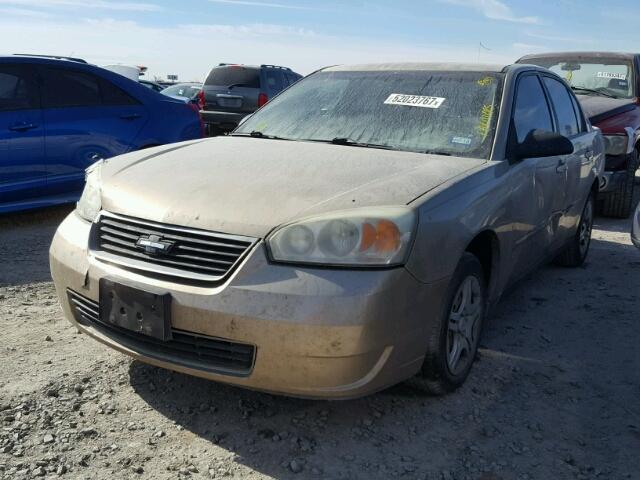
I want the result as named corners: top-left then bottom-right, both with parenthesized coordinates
top-left (596, 72), bottom-right (627, 80)
top-left (384, 93), bottom-right (445, 109)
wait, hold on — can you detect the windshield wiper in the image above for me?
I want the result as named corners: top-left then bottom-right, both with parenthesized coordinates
top-left (226, 83), bottom-right (250, 89)
top-left (423, 150), bottom-right (452, 156)
top-left (571, 86), bottom-right (617, 99)
top-left (302, 137), bottom-right (395, 150)
top-left (230, 131), bottom-right (290, 140)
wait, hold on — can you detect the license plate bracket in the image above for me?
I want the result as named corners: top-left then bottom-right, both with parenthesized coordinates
top-left (217, 97), bottom-right (242, 108)
top-left (99, 279), bottom-right (171, 341)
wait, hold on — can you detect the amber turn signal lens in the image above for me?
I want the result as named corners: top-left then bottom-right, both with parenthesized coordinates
top-left (359, 220), bottom-right (401, 253)
top-left (359, 222), bottom-right (377, 252)
top-left (374, 220), bottom-right (401, 253)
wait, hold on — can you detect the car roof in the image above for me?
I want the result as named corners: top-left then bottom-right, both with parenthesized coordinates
top-left (0, 55), bottom-right (89, 66)
top-left (323, 62), bottom-right (509, 73)
top-left (519, 51), bottom-right (637, 62)
top-left (0, 55), bottom-right (186, 104)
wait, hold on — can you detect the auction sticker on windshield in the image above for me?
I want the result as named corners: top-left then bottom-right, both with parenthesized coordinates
top-left (597, 72), bottom-right (626, 80)
top-left (384, 94), bottom-right (445, 109)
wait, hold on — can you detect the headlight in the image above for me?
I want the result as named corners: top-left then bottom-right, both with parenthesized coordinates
top-left (603, 135), bottom-right (629, 156)
top-left (267, 207), bottom-right (416, 266)
top-left (76, 161), bottom-right (103, 222)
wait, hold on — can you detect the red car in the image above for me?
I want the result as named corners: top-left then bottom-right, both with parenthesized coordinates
top-left (518, 52), bottom-right (640, 218)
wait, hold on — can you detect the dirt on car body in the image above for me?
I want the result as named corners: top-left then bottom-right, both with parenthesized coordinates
top-left (1, 201), bottom-right (639, 479)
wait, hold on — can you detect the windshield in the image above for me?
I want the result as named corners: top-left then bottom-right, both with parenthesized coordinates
top-left (236, 70), bottom-right (503, 159)
top-left (526, 58), bottom-right (634, 99)
top-left (205, 66), bottom-right (260, 88)
top-left (161, 84), bottom-right (201, 98)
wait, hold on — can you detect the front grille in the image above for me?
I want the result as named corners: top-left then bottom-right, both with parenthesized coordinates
top-left (92, 212), bottom-right (256, 284)
top-left (67, 289), bottom-right (255, 376)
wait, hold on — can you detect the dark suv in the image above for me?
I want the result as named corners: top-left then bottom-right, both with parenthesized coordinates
top-left (200, 63), bottom-right (302, 136)
top-left (517, 52), bottom-right (640, 218)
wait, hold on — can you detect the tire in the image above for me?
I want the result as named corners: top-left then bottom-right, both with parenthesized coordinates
top-left (407, 253), bottom-right (486, 395)
top-left (555, 193), bottom-right (594, 267)
top-left (599, 149), bottom-right (638, 218)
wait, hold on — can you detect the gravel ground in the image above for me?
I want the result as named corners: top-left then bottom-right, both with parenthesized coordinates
top-left (1, 200), bottom-right (639, 480)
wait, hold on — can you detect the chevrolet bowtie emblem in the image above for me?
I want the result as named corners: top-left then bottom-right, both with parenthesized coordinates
top-left (135, 234), bottom-right (175, 255)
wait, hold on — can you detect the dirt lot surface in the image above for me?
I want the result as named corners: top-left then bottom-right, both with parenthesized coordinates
top-left (1, 202), bottom-right (639, 480)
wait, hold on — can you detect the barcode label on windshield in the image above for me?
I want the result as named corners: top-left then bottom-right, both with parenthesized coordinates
top-left (384, 94), bottom-right (445, 109)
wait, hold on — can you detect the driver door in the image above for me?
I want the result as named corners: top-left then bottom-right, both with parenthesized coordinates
top-left (508, 73), bottom-right (567, 276)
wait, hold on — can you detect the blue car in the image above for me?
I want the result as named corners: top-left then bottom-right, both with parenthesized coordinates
top-left (0, 55), bottom-right (203, 214)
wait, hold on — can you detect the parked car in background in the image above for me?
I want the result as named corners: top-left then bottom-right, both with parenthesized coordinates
top-left (518, 52), bottom-right (640, 218)
top-left (200, 63), bottom-right (302, 136)
top-left (139, 79), bottom-right (164, 92)
top-left (103, 64), bottom-right (141, 82)
top-left (0, 55), bottom-right (203, 214)
top-left (51, 62), bottom-right (602, 398)
top-left (161, 82), bottom-right (204, 110)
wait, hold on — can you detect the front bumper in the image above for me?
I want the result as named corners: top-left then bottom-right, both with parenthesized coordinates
top-left (50, 212), bottom-right (448, 399)
top-left (599, 169), bottom-right (628, 193)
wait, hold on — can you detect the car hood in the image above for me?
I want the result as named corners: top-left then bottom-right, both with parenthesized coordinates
top-left (576, 94), bottom-right (636, 124)
top-left (100, 137), bottom-right (484, 238)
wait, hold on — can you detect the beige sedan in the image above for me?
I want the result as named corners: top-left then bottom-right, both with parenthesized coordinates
top-left (50, 63), bottom-right (603, 398)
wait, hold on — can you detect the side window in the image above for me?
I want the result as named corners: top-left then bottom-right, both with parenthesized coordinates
top-left (512, 74), bottom-right (554, 143)
top-left (100, 79), bottom-right (138, 106)
top-left (0, 66), bottom-right (37, 111)
top-left (265, 70), bottom-right (284, 91)
top-left (542, 76), bottom-right (580, 137)
top-left (41, 67), bottom-right (101, 108)
top-left (569, 92), bottom-right (586, 132)
top-left (286, 73), bottom-right (299, 86)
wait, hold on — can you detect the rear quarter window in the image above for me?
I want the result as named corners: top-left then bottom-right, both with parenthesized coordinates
top-left (265, 70), bottom-right (284, 90)
top-left (100, 78), bottom-right (138, 106)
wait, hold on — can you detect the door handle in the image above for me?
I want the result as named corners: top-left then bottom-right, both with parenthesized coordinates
top-left (556, 159), bottom-right (568, 173)
top-left (584, 149), bottom-right (594, 161)
top-left (119, 113), bottom-right (141, 120)
top-left (9, 122), bottom-right (38, 132)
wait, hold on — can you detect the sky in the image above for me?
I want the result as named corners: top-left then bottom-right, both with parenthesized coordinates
top-left (0, 0), bottom-right (638, 82)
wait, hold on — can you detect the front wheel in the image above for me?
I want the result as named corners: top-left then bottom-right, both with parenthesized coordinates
top-left (555, 193), bottom-right (594, 267)
top-left (407, 253), bottom-right (486, 395)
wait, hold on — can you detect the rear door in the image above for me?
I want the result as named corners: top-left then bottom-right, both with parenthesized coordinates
top-left (39, 65), bottom-right (147, 197)
top-left (541, 75), bottom-right (595, 245)
top-left (0, 63), bottom-right (45, 206)
top-left (202, 66), bottom-right (260, 114)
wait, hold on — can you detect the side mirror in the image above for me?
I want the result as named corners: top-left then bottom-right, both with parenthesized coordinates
top-left (515, 129), bottom-right (574, 160)
top-left (632, 202), bottom-right (640, 249)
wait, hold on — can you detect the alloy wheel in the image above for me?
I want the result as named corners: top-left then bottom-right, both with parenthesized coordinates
top-left (446, 275), bottom-right (483, 376)
top-left (579, 198), bottom-right (594, 257)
